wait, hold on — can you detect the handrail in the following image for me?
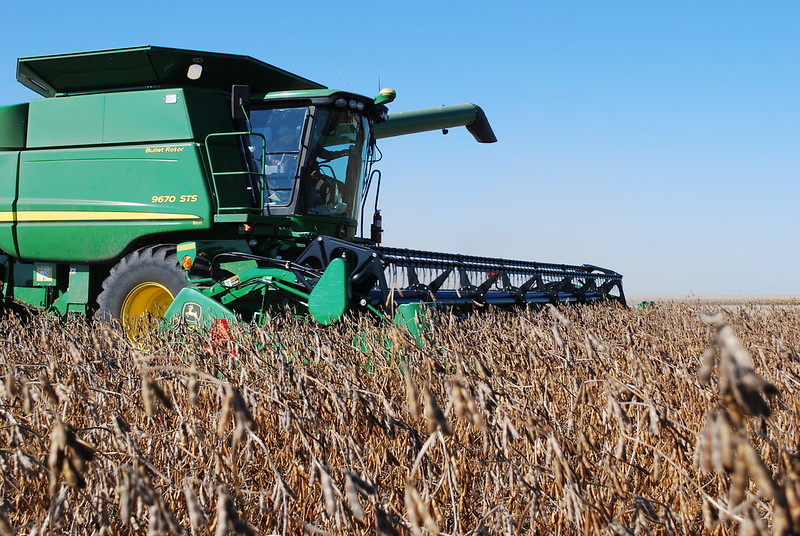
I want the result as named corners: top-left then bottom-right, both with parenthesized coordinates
top-left (204, 131), bottom-right (267, 213)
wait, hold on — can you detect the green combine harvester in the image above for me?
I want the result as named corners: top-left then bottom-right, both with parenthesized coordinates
top-left (0, 46), bottom-right (625, 339)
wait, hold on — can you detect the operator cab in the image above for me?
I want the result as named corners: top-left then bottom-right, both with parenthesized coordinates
top-left (244, 92), bottom-right (384, 223)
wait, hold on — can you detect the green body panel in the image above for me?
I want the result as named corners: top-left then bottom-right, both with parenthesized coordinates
top-left (10, 262), bottom-right (53, 307)
top-left (0, 152), bottom-right (18, 256)
top-left (50, 265), bottom-right (90, 315)
top-left (27, 89), bottom-right (196, 148)
top-left (27, 94), bottom-right (105, 147)
top-left (27, 88), bottom-right (235, 148)
top-left (13, 286), bottom-right (47, 307)
top-left (165, 286), bottom-right (238, 330)
top-left (103, 91), bottom-right (193, 144)
top-left (308, 257), bottom-right (350, 325)
top-left (12, 143), bottom-right (211, 261)
top-left (0, 104), bottom-right (27, 149)
top-left (186, 92), bottom-right (244, 142)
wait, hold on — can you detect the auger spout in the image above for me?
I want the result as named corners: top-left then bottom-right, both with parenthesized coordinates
top-left (374, 103), bottom-right (497, 143)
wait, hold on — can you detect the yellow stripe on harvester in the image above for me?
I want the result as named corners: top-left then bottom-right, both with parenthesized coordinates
top-left (0, 211), bottom-right (203, 223)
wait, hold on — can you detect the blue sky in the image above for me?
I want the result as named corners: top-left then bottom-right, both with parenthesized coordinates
top-left (1, 1), bottom-right (797, 297)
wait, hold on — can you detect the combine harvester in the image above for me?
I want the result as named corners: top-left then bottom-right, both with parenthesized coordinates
top-left (0, 46), bottom-right (625, 339)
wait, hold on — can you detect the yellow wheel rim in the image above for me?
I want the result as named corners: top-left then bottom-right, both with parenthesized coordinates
top-left (120, 282), bottom-right (175, 340)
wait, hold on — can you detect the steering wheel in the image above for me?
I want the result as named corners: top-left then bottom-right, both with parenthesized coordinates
top-left (306, 167), bottom-right (336, 207)
top-left (317, 163), bottom-right (337, 182)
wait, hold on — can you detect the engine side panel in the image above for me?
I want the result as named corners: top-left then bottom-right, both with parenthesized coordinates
top-left (0, 151), bottom-right (19, 256)
top-left (15, 143), bottom-right (212, 262)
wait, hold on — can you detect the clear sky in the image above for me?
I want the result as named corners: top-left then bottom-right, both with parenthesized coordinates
top-left (1, 1), bottom-right (797, 297)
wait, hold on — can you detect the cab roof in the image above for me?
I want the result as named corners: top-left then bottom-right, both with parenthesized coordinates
top-left (17, 45), bottom-right (326, 97)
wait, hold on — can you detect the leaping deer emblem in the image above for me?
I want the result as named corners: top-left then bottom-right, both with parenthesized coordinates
top-left (182, 302), bottom-right (202, 324)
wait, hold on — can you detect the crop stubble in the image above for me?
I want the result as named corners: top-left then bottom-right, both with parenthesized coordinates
top-left (0, 302), bottom-right (798, 535)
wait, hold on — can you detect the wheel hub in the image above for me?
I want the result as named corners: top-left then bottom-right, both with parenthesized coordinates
top-left (121, 282), bottom-right (174, 339)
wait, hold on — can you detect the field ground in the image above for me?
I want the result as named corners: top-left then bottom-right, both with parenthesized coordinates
top-left (1, 302), bottom-right (799, 535)
top-left (629, 296), bottom-right (800, 306)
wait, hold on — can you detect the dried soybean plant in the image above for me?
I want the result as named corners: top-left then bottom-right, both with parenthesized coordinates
top-left (0, 302), bottom-right (799, 535)
top-left (694, 312), bottom-right (799, 535)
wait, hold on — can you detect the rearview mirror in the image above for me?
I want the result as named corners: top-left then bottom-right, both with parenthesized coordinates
top-left (231, 85), bottom-right (250, 120)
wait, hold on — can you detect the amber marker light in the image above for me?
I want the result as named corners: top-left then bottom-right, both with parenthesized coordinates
top-left (181, 255), bottom-right (194, 269)
top-left (242, 224), bottom-right (254, 232)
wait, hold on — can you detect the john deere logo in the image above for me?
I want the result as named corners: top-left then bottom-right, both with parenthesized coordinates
top-left (182, 302), bottom-right (202, 325)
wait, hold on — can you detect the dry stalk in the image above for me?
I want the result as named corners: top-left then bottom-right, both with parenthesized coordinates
top-left (0, 304), bottom-right (797, 534)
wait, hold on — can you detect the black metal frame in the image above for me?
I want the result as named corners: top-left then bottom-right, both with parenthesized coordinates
top-left (373, 246), bottom-right (626, 307)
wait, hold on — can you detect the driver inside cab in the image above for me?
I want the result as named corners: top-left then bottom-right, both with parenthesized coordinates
top-left (304, 118), bottom-right (358, 216)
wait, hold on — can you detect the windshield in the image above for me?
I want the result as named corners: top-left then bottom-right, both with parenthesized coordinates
top-left (249, 107), bottom-right (305, 206)
top-left (247, 105), bottom-right (370, 218)
top-left (299, 108), bottom-right (369, 220)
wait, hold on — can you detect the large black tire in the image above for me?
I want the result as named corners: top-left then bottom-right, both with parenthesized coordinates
top-left (96, 245), bottom-right (189, 339)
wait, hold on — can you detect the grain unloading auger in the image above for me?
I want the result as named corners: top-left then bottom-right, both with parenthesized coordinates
top-left (0, 46), bottom-right (625, 341)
